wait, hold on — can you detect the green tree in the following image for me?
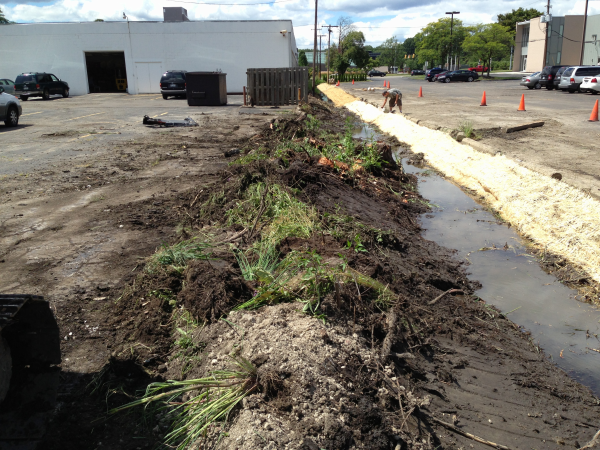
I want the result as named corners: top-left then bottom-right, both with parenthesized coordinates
top-left (337, 16), bottom-right (356, 53)
top-left (463, 23), bottom-right (512, 76)
top-left (344, 31), bottom-right (371, 69)
top-left (414, 18), bottom-right (468, 69)
top-left (94, 18), bottom-right (104, 22)
top-left (497, 8), bottom-right (543, 36)
top-left (402, 37), bottom-right (416, 56)
top-left (0, 7), bottom-right (12, 24)
top-left (298, 50), bottom-right (308, 67)
top-left (379, 36), bottom-right (404, 72)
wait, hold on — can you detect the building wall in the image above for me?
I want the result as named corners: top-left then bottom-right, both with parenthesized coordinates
top-left (527, 17), bottom-right (547, 72)
top-left (583, 14), bottom-right (600, 65)
top-left (562, 15), bottom-right (585, 65)
top-left (0, 20), bottom-right (297, 96)
top-left (514, 24), bottom-right (524, 71)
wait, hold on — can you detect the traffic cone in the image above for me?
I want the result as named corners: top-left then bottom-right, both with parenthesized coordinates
top-left (418, 86), bottom-right (423, 97)
top-left (480, 91), bottom-right (487, 106)
top-left (383, 80), bottom-right (386, 87)
top-left (352, 79), bottom-right (355, 84)
top-left (517, 94), bottom-right (526, 111)
top-left (589, 100), bottom-right (599, 122)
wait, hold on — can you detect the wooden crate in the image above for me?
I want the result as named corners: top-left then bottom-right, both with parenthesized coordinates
top-left (246, 67), bottom-right (308, 106)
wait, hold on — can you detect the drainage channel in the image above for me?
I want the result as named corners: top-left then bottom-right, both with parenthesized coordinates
top-left (352, 122), bottom-right (600, 396)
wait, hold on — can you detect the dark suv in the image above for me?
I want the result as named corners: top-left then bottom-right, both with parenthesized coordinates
top-left (14, 73), bottom-right (70, 100)
top-left (539, 65), bottom-right (567, 90)
top-left (160, 70), bottom-right (187, 99)
top-left (425, 67), bottom-right (445, 82)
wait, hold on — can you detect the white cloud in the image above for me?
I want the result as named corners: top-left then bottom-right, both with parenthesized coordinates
top-left (3, 0), bottom-right (600, 47)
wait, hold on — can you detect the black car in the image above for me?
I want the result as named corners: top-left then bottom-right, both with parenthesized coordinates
top-left (425, 67), bottom-right (445, 82)
top-left (553, 66), bottom-right (569, 89)
top-left (368, 69), bottom-right (386, 77)
top-left (411, 69), bottom-right (425, 76)
top-left (160, 70), bottom-right (187, 99)
top-left (14, 73), bottom-right (70, 101)
top-left (539, 65), bottom-right (567, 90)
top-left (437, 70), bottom-right (479, 83)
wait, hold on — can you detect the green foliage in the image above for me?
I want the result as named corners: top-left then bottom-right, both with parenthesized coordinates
top-left (403, 37), bottom-right (416, 56)
top-left (344, 31), bottom-right (371, 69)
top-left (462, 23), bottom-right (512, 76)
top-left (110, 357), bottom-right (257, 450)
top-left (414, 18), bottom-right (469, 67)
top-left (235, 244), bottom-right (280, 282)
top-left (94, 18), bottom-right (104, 22)
top-left (497, 8), bottom-right (543, 37)
top-left (148, 240), bottom-right (213, 272)
top-left (0, 7), bottom-right (12, 24)
top-left (378, 36), bottom-right (404, 71)
top-left (298, 50), bottom-right (309, 67)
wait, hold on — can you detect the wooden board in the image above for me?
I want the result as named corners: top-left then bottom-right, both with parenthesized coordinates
top-left (505, 121), bottom-right (545, 133)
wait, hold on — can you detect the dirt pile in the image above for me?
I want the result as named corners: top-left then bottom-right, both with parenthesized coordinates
top-left (38, 97), bottom-right (600, 449)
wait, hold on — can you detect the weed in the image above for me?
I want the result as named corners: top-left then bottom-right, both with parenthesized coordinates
top-left (457, 120), bottom-right (481, 140)
top-left (235, 244), bottom-right (280, 282)
top-left (147, 239), bottom-right (213, 272)
top-left (229, 147), bottom-right (269, 166)
top-left (305, 114), bottom-right (321, 132)
top-left (110, 357), bottom-right (257, 450)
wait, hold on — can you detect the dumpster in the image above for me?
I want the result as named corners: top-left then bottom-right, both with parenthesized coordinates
top-left (186, 72), bottom-right (227, 106)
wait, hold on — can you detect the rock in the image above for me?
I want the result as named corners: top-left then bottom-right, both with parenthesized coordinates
top-left (456, 131), bottom-right (466, 142)
top-left (551, 172), bottom-right (562, 181)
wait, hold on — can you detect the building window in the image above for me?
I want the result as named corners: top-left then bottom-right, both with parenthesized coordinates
top-left (557, 51), bottom-right (561, 64)
top-left (522, 27), bottom-right (529, 48)
top-left (559, 24), bottom-right (564, 37)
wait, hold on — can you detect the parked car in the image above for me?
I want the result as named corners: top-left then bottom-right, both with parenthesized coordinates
top-left (438, 70), bottom-right (479, 83)
top-left (368, 69), bottom-right (386, 77)
top-left (0, 79), bottom-right (15, 95)
top-left (552, 66), bottom-right (569, 89)
top-left (539, 65), bottom-right (567, 90)
top-left (160, 70), bottom-right (187, 99)
top-left (520, 72), bottom-right (541, 89)
top-left (425, 67), bottom-right (446, 82)
top-left (14, 73), bottom-right (69, 101)
top-left (468, 65), bottom-right (489, 73)
top-left (433, 71), bottom-right (449, 81)
top-left (580, 76), bottom-right (600, 94)
top-left (557, 66), bottom-right (600, 92)
top-left (411, 69), bottom-right (425, 76)
top-left (0, 87), bottom-right (22, 126)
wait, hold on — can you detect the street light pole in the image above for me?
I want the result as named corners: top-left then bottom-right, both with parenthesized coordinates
top-left (445, 11), bottom-right (460, 70)
top-left (322, 25), bottom-right (338, 84)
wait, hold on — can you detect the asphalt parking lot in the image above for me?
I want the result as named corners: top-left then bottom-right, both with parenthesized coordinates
top-left (0, 93), bottom-right (245, 176)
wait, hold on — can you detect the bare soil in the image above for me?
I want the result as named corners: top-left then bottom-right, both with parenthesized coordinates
top-left (1, 98), bottom-right (598, 450)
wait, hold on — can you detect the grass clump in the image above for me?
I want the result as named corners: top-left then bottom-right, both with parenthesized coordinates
top-left (226, 182), bottom-right (317, 247)
top-left (457, 120), bottom-right (481, 140)
top-left (147, 239), bottom-right (213, 273)
top-left (110, 357), bottom-right (257, 450)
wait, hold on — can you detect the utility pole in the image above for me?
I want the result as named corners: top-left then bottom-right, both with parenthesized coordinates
top-left (312, 0), bottom-right (318, 94)
top-left (446, 11), bottom-right (460, 70)
top-left (318, 34), bottom-right (326, 77)
top-left (542, 0), bottom-right (551, 67)
top-left (580, 0), bottom-right (589, 64)
top-left (322, 25), bottom-right (338, 84)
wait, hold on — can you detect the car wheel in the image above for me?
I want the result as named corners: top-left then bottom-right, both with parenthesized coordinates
top-left (62, 88), bottom-right (69, 98)
top-left (546, 86), bottom-right (554, 90)
top-left (162, 94), bottom-right (168, 100)
top-left (592, 90), bottom-right (598, 95)
top-left (535, 82), bottom-right (541, 89)
top-left (20, 96), bottom-right (28, 101)
top-left (528, 86), bottom-right (534, 90)
top-left (428, 79), bottom-right (432, 82)
top-left (4, 106), bottom-right (19, 127)
top-left (467, 76), bottom-right (474, 82)
top-left (444, 78), bottom-right (451, 83)
top-left (42, 89), bottom-right (50, 100)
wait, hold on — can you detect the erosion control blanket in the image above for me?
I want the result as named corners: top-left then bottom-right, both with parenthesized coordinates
top-left (319, 83), bottom-right (600, 287)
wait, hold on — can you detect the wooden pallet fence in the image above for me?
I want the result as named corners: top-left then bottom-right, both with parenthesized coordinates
top-left (246, 67), bottom-right (308, 106)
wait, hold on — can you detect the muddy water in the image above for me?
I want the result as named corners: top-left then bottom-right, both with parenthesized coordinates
top-left (351, 123), bottom-right (600, 396)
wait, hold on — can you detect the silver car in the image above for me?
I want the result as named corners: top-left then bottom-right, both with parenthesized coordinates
top-left (520, 72), bottom-right (541, 89)
top-left (558, 66), bottom-right (600, 92)
top-left (0, 79), bottom-right (15, 95)
top-left (0, 87), bottom-right (22, 126)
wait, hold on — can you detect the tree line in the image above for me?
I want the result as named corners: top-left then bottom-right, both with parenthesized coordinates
top-left (298, 8), bottom-right (542, 77)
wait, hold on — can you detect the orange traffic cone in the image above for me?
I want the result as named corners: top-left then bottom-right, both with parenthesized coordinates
top-left (383, 80), bottom-right (386, 87)
top-left (418, 86), bottom-right (423, 97)
top-left (517, 94), bottom-right (526, 111)
top-left (336, 80), bottom-right (340, 86)
top-left (352, 79), bottom-right (355, 84)
top-left (480, 91), bottom-right (487, 106)
top-left (589, 99), bottom-right (599, 122)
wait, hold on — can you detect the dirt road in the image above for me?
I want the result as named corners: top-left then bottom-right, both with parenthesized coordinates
top-left (1, 95), bottom-right (599, 449)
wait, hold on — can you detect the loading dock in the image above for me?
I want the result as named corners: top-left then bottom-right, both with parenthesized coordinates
top-left (84, 52), bottom-right (128, 93)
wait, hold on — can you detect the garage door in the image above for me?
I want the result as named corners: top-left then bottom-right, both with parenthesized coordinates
top-left (135, 62), bottom-right (164, 93)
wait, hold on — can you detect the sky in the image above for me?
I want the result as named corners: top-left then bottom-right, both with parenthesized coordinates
top-left (2, 0), bottom-right (600, 47)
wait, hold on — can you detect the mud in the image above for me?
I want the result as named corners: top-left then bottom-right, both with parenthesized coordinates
top-left (1, 98), bottom-right (599, 450)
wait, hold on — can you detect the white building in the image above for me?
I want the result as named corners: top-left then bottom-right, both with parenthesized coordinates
top-left (0, 8), bottom-right (298, 96)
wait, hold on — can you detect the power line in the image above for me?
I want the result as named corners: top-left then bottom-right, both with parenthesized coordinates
top-left (166, 0), bottom-right (298, 5)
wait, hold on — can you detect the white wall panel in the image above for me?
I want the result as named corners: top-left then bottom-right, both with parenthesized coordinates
top-left (0, 20), bottom-right (296, 96)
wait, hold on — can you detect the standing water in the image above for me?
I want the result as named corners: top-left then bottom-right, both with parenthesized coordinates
top-left (352, 123), bottom-right (600, 396)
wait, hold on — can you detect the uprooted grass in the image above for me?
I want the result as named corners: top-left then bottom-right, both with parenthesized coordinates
top-left (110, 357), bottom-right (257, 450)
